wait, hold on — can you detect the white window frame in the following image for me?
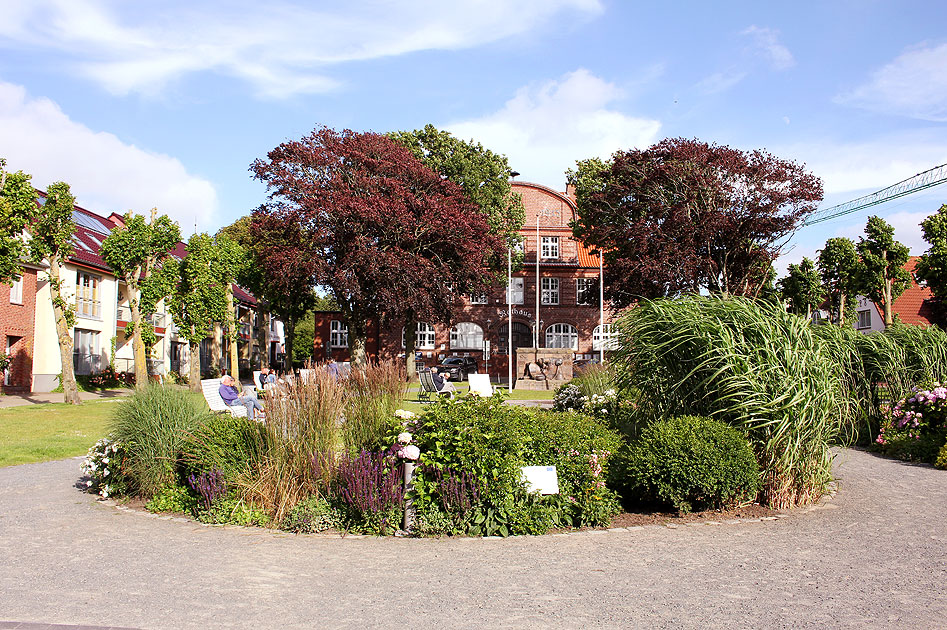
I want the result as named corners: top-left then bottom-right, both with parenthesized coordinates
top-left (329, 320), bottom-right (348, 348)
top-left (545, 323), bottom-right (578, 350)
top-left (592, 324), bottom-right (617, 351)
top-left (576, 278), bottom-right (595, 306)
top-left (73, 328), bottom-right (100, 375)
top-left (469, 293), bottom-right (488, 305)
top-left (507, 277), bottom-right (524, 305)
top-left (857, 310), bottom-right (872, 330)
top-left (541, 236), bottom-right (560, 259)
top-left (9, 276), bottom-right (23, 305)
top-left (450, 322), bottom-right (484, 350)
top-left (76, 271), bottom-right (102, 320)
top-left (541, 277), bottom-right (559, 305)
top-left (403, 322), bottom-right (436, 350)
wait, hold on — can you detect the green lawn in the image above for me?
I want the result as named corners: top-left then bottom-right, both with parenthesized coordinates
top-left (400, 382), bottom-right (556, 413)
top-left (0, 400), bottom-right (118, 467)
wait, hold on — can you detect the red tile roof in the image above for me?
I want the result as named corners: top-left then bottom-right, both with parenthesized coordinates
top-left (890, 257), bottom-right (936, 326)
top-left (577, 242), bottom-right (602, 269)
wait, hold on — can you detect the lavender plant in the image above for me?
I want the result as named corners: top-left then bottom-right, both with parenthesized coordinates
top-left (188, 468), bottom-right (228, 512)
top-left (334, 448), bottom-right (405, 534)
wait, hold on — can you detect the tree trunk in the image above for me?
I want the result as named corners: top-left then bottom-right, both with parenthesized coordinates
top-left (189, 337), bottom-right (201, 393)
top-left (257, 306), bottom-right (269, 368)
top-left (227, 286), bottom-right (240, 381)
top-left (49, 257), bottom-right (81, 404)
top-left (884, 279), bottom-right (893, 328)
top-left (283, 317), bottom-right (295, 373)
top-left (839, 293), bottom-right (846, 327)
top-left (404, 315), bottom-right (417, 381)
top-left (128, 285), bottom-right (149, 389)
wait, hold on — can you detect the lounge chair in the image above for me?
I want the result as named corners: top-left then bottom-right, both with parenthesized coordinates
top-left (200, 378), bottom-right (248, 418)
top-left (417, 369), bottom-right (453, 402)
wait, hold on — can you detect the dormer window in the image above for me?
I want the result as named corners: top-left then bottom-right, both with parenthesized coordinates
top-left (541, 236), bottom-right (559, 259)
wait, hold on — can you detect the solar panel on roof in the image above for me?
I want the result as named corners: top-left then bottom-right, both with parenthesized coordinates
top-left (73, 236), bottom-right (94, 253)
top-left (72, 210), bottom-right (114, 235)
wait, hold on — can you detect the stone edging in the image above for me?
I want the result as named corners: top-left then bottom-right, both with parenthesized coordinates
top-left (97, 480), bottom-right (839, 539)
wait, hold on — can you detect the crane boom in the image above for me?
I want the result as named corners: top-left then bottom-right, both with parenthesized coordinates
top-left (803, 162), bottom-right (947, 226)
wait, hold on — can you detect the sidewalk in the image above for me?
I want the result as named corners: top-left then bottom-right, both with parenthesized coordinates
top-left (0, 388), bottom-right (132, 409)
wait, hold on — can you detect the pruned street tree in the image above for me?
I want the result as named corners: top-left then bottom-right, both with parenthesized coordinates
top-left (389, 124), bottom-right (523, 376)
top-left (213, 234), bottom-right (249, 380)
top-left (857, 215), bottom-right (910, 328)
top-left (164, 233), bottom-right (229, 391)
top-left (569, 138), bottom-right (823, 306)
top-left (100, 211), bottom-right (181, 388)
top-left (0, 159), bottom-right (38, 284)
top-left (28, 182), bottom-right (81, 404)
top-left (817, 237), bottom-right (861, 326)
top-left (915, 204), bottom-right (947, 326)
top-left (777, 257), bottom-right (823, 319)
top-left (250, 126), bottom-right (504, 367)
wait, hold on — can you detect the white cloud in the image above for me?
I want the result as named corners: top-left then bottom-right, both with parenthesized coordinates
top-left (0, 0), bottom-right (603, 99)
top-left (742, 26), bottom-right (795, 70)
top-left (696, 71), bottom-right (747, 95)
top-left (837, 42), bottom-right (947, 121)
top-left (0, 80), bottom-right (218, 229)
top-left (446, 69), bottom-right (661, 188)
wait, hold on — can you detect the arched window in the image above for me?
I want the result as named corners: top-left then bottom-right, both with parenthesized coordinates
top-left (497, 322), bottom-right (532, 354)
top-left (545, 323), bottom-right (578, 350)
top-left (450, 322), bottom-right (483, 349)
top-left (403, 322), bottom-right (436, 349)
top-left (592, 324), bottom-right (616, 350)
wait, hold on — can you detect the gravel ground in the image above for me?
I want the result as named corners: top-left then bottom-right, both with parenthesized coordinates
top-left (0, 448), bottom-right (944, 629)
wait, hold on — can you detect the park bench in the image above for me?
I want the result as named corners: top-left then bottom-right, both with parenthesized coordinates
top-left (200, 378), bottom-right (248, 418)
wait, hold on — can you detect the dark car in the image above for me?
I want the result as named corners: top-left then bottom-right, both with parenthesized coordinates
top-left (436, 356), bottom-right (479, 381)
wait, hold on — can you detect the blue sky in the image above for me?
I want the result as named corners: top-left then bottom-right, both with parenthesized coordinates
top-left (1, 0), bottom-right (946, 274)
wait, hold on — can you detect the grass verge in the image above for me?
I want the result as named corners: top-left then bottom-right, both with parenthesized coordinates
top-left (0, 400), bottom-right (117, 467)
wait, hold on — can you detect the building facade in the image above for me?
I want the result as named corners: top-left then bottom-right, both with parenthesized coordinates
top-left (311, 180), bottom-right (615, 382)
top-left (1, 264), bottom-right (42, 393)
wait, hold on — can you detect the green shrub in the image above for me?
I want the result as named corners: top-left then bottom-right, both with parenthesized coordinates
top-left (145, 482), bottom-right (199, 514)
top-left (282, 495), bottom-right (337, 534)
top-left (618, 415), bottom-right (761, 514)
top-left (410, 396), bottom-right (623, 535)
top-left (936, 440), bottom-right (947, 470)
top-left (197, 492), bottom-right (269, 526)
top-left (181, 414), bottom-right (264, 483)
top-left (108, 385), bottom-right (213, 498)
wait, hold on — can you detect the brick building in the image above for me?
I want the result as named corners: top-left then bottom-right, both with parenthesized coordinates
top-left (854, 256), bottom-right (938, 332)
top-left (1, 263), bottom-right (42, 393)
top-left (311, 180), bottom-right (615, 383)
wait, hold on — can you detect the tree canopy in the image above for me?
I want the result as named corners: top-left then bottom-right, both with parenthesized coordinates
top-left (777, 257), bottom-right (823, 318)
top-left (817, 237), bottom-right (860, 326)
top-left (857, 215), bottom-right (910, 328)
top-left (569, 138), bottom-right (823, 306)
top-left (250, 126), bottom-right (504, 365)
top-left (914, 204), bottom-right (947, 325)
top-left (0, 160), bottom-right (38, 284)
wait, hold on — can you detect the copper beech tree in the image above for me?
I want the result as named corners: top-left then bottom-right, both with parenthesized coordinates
top-left (569, 138), bottom-right (823, 305)
top-left (250, 127), bottom-right (504, 367)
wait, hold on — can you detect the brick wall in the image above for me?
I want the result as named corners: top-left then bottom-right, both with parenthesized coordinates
top-left (0, 268), bottom-right (38, 392)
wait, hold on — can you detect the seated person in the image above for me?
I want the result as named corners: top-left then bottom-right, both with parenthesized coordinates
top-left (219, 375), bottom-right (265, 420)
top-left (430, 367), bottom-right (456, 397)
top-left (258, 366), bottom-right (272, 389)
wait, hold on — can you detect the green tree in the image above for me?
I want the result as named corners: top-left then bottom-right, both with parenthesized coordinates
top-left (916, 204), bottom-right (947, 325)
top-left (164, 233), bottom-right (229, 391)
top-left (857, 215), bottom-right (910, 328)
top-left (213, 234), bottom-right (249, 381)
top-left (28, 182), bottom-right (81, 404)
top-left (777, 257), bottom-right (823, 318)
top-left (389, 124), bottom-right (524, 376)
top-left (292, 310), bottom-right (316, 365)
top-left (100, 211), bottom-right (181, 388)
top-left (817, 237), bottom-right (861, 326)
top-left (0, 159), bottom-right (38, 284)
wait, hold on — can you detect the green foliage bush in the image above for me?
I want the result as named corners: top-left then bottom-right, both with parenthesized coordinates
top-left (196, 492), bottom-right (269, 526)
top-left (282, 495), bottom-right (337, 533)
top-left (617, 415), bottom-right (761, 514)
top-left (108, 385), bottom-right (213, 498)
top-left (410, 395), bottom-right (622, 536)
top-left (936, 440), bottom-right (947, 470)
top-left (181, 414), bottom-right (264, 483)
top-left (145, 482), bottom-right (199, 514)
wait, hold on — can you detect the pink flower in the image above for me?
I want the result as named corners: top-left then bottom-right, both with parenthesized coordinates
top-left (401, 445), bottom-right (420, 460)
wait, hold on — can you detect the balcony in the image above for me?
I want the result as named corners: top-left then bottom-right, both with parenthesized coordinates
top-left (116, 306), bottom-right (167, 330)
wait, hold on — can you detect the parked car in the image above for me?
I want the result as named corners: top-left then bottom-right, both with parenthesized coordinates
top-left (436, 356), bottom-right (479, 381)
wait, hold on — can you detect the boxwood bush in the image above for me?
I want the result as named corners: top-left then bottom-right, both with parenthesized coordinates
top-left (616, 415), bottom-right (760, 514)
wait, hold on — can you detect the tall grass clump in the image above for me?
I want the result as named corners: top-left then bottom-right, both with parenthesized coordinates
top-left (109, 385), bottom-right (212, 498)
top-left (570, 362), bottom-right (618, 399)
top-left (342, 360), bottom-right (406, 454)
top-left (238, 368), bottom-right (345, 523)
top-left (613, 296), bottom-right (845, 510)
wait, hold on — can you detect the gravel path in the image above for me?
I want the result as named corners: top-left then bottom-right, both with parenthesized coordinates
top-left (0, 448), bottom-right (944, 629)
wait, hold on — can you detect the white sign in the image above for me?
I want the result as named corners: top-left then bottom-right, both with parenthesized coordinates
top-left (520, 466), bottom-right (559, 495)
top-left (483, 340), bottom-right (491, 361)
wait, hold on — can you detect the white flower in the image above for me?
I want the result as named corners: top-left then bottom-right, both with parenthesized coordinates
top-left (397, 432), bottom-right (412, 444)
top-left (401, 445), bottom-right (421, 460)
top-left (102, 457), bottom-right (109, 464)
top-left (103, 469), bottom-right (110, 477)
top-left (394, 409), bottom-right (417, 420)
top-left (86, 480), bottom-right (93, 487)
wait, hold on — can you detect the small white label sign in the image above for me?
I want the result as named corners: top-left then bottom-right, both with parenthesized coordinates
top-left (521, 466), bottom-right (559, 495)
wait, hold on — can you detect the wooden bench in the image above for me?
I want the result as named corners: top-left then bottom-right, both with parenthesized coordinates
top-left (200, 378), bottom-right (248, 418)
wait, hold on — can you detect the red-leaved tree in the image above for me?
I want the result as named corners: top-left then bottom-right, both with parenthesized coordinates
top-left (570, 138), bottom-right (823, 305)
top-left (250, 127), bottom-right (504, 366)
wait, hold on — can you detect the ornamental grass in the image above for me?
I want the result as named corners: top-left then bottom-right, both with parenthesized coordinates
top-left (613, 296), bottom-right (845, 510)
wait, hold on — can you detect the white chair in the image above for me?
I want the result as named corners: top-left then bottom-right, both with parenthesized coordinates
top-left (200, 378), bottom-right (248, 418)
top-left (467, 373), bottom-right (494, 397)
